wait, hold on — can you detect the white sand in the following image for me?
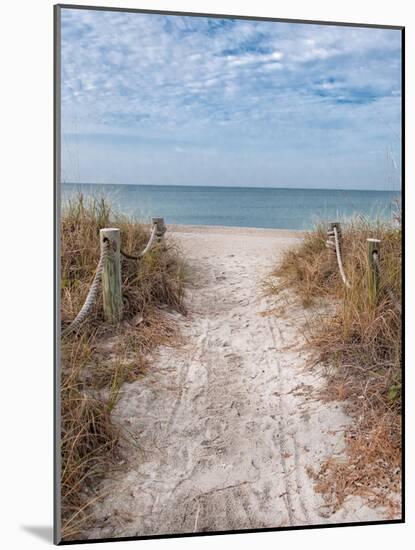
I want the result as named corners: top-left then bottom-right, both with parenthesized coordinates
top-left (87, 225), bottom-right (388, 539)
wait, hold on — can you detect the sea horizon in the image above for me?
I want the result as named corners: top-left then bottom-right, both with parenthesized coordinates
top-left (62, 181), bottom-right (401, 194)
top-left (62, 182), bottom-right (400, 231)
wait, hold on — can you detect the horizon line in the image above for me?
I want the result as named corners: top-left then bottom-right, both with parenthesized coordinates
top-left (62, 182), bottom-right (401, 193)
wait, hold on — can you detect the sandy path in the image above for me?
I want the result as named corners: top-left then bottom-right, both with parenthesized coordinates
top-left (88, 226), bottom-right (386, 539)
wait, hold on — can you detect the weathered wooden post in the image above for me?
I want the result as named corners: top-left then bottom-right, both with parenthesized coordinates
top-left (331, 222), bottom-right (342, 245)
top-left (100, 228), bottom-right (123, 322)
top-left (326, 222), bottom-right (341, 253)
top-left (367, 238), bottom-right (381, 306)
top-left (152, 217), bottom-right (166, 243)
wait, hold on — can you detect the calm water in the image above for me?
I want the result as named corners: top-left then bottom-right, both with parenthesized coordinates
top-left (62, 183), bottom-right (399, 230)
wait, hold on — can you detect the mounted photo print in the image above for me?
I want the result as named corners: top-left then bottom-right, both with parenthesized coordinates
top-left (54, 4), bottom-right (404, 544)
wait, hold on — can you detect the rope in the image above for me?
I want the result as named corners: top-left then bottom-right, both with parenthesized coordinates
top-left (120, 223), bottom-right (159, 261)
top-left (62, 221), bottom-right (165, 335)
top-left (61, 240), bottom-right (109, 336)
top-left (119, 248), bottom-right (141, 261)
top-left (333, 226), bottom-right (351, 288)
top-left (372, 252), bottom-right (402, 314)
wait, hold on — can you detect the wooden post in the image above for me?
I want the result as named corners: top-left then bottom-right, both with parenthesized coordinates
top-left (100, 228), bottom-right (123, 322)
top-left (326, 222), bottom-right (341, 253)
top-left (152, 217), bottom-right (166, 243)
top-left (330, 222), bottom-right (342, 242)
top-left (367, 238), bottom-right (381, 306)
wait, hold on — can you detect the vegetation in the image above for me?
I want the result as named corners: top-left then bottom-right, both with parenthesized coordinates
top-left (267, 216), bottom-right (402, 514)
top-left (60, 194), bottom-right (186, 539)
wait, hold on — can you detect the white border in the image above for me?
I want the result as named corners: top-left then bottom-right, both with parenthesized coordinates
top-left (2, 1), bottom-right (411, 548)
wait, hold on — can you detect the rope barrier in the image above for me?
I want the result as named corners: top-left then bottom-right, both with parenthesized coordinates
top-left (333, 226), bottom-right (351, 288)
top-left (372, 252), bottom-right (402, 314)
top-left (327, 224), bottom-right (401, 311)
top-left (120, 223), bottom-right (158, 261)
top-left (62, 221), bottom-right (164, 336)
top-left (62, 240), bottom-right (110, 336)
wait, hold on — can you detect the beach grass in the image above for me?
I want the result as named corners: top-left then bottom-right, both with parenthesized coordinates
top-left (267, 215), bottom-right (402, 513)
top-left (60, 194), bottom-right (187, 539)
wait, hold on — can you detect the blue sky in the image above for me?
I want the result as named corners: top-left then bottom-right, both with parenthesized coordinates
top-left (60, 8), bottom-right (402, 190)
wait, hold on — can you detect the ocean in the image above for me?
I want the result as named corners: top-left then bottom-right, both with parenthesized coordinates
top-left (62, 183), bottom-right (400, 231)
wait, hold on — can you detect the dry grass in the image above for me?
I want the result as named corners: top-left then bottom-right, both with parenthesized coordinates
top-left (60, 194), bottom-right (187, 539)
top-left (268, 216), bottom-right (402, 515)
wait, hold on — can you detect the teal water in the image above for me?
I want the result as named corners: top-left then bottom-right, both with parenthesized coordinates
top-left (62, 183), bottom-right (400, 230)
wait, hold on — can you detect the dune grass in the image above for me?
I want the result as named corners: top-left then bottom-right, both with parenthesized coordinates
top-left (60, 194), bottom-right (187, 539)
top-left (267, 216), bottom-right (402, 514)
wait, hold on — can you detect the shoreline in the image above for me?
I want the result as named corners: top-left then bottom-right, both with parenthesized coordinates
top-left (168, 223), bottom-right (306, 238)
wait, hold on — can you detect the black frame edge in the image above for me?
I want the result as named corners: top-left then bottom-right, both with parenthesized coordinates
top-left (56, 3), bottom-right (404, 30)
top-left (400, 26), bottom-right (405, 524)
top-left (54, 3), bottom-right (62, 546)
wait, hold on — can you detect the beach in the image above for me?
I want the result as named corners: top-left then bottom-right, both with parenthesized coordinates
top-left (85, 224), bottom-right (391, 539)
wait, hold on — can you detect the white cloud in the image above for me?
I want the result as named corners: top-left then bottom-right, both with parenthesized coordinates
top-left (227, 50), bottom-right (284, 66)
